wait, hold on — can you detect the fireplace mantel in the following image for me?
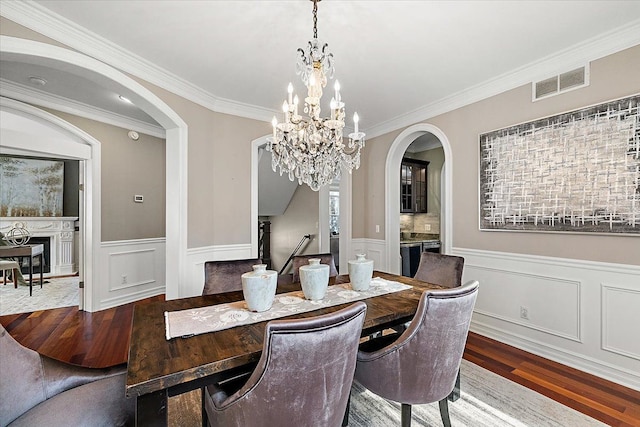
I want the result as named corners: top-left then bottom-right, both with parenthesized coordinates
top-left (0, 217), bottom-right (78, 276)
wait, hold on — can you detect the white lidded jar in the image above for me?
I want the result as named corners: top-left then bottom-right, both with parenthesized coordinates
top-left (348, 254), bottom-right (374, 291)
top-left (299, 258), bottom-right (330, 300)
top-left (241, 264), bottom-right (277, 312)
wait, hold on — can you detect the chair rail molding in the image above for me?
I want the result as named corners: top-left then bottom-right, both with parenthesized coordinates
top-left (452, 246), bottom-right (640, 391)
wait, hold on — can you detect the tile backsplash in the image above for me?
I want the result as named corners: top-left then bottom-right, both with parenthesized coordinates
top-left (400, 213), bottom-right (440, 234)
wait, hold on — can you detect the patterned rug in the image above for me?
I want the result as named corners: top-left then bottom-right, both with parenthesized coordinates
top-left (168, 359), bottom-right (605, 426)
top-left (0, 276), bottom-right (78, 315)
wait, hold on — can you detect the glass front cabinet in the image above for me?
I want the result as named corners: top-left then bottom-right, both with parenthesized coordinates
top-left (400, 158), bottom-right (428, 213)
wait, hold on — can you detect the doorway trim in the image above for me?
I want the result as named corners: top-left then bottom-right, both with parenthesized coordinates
top-left (1, 36), bottom-right (188, 309)
top-left (251, 136), bottom-right (352, 270)
top-left (385, 123), bottom-right (453, 274)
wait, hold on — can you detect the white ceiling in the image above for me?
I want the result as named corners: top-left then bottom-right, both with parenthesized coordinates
top-left (2, 1), bottom-right (640, 137)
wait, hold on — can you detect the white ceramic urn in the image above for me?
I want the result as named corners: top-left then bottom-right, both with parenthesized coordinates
top-left (348, 254), bottom-right (374, 291)
top-left (299, 258), bottom-right (329, 300)
top-left (241, 264), bottom-right (277, 312)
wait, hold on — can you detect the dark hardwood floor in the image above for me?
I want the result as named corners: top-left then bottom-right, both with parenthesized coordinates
top-left (1, 297), bottom-right (638, 426)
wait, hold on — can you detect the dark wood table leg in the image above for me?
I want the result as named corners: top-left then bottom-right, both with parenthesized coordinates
top-left (28, 254), bottom-right (33, 296)
top-left (136, 389), bottom-right (168, 427)
top-left (39, 253), bottom-right (43, 289)
top-left (201, 388), bottom-right (208, 427)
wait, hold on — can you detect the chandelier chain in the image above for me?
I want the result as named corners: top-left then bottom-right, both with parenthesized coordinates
top-left (312, 0), bottom-right (318, 39)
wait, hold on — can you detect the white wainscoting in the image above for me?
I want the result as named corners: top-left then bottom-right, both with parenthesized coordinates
top-left (185, 244), bottom-right (253, 298)
top-left (349, 239), bottom-right (640, 390)
top-left (351, 239), bottom-right (389, 272)
top-left (97, 238), bottom-right (165, 310)
top-left (452, 247), bottom-right (640, 391)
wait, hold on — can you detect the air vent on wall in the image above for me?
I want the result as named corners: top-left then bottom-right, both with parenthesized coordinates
top-left (533, 64), bottom-right (589, 101)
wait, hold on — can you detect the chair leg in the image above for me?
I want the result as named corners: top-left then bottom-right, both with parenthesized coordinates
top-left (401, 403), bottom-right (412, 427)
top-left (447, 369), bottom-right (461, 402)
top-left (342, 393), bottom-right (350, 427)
top-left (438, 398), bottom-right (451, 427)
top-left (13, 268), bottom-right (19, 288)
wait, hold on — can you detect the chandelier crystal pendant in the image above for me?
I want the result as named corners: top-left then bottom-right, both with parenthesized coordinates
top-left (267, 0), bottom-right (365, 191)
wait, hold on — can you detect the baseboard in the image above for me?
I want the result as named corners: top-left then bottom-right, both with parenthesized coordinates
top-left (471, 320), bottom-right (640, 391)
top-left (98, 285), bottom-right (165, 311)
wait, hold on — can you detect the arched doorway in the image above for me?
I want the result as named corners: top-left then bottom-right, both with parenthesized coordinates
top-left (1, 36), bottom-right (188, 310)
top-left (385, 124), bottom-right (453, 275)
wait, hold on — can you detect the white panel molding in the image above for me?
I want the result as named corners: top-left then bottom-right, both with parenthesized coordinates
top-left (98, 238), bottom-right (166, 311)
top-left (185, 244), bottom-right (253, 298)
top-left (351, 238), bottom-right (388, 273)
top-left (470, 265), bottom-right (581, 342)
top-left (602, 284), bottom-right (640, 361)
top-left (108, 248), bottom-right (157, 291)
top-left (453, 247), bottom-right (640, 391)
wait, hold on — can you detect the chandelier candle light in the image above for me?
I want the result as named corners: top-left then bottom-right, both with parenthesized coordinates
top-left (267, 0), bottom-right (365, 191)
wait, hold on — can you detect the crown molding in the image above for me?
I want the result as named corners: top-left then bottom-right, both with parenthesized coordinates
top-left (2, 2), bottom-right (638, 137)
top-left (0, 0), bottom-right (276, 124)
top-left (0, 79), bottom-right (166, 138)
top-left (365, 19), bottom-right (640, 139)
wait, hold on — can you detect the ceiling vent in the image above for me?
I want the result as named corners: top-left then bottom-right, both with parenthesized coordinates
top-left (533, 64), bottom-right (589, 101)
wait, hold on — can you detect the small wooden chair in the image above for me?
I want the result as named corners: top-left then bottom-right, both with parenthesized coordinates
top-left (0, 260), bottom-right (20, 288)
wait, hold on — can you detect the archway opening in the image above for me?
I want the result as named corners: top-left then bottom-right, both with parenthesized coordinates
top-left (1, 36), bottom-right (188, 311)
top-left (385, 124), bottom-right (453, 275)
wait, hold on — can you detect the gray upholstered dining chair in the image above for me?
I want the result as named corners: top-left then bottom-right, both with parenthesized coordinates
top-left (0, 323), bottom-right (134, 426)
top-left (203, 302), bottom-right (367, 427)
top-left (353, 281), bottom-right (479, 427)
top-left (202, 258), bottom-right (261, 295)
top-left (413, 252), bottom-right (465, 288)
top-left (411, 252), bottom-right (466, 400)
top-left (291, 253), bottom-right (338, 283)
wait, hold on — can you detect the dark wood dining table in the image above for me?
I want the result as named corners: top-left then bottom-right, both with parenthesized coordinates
top-left (0, 244), bottom-right (44, 296)
top-left (126, 271), bottom-right (445, 426)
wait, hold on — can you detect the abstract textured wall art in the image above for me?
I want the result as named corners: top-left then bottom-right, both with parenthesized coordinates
top-left (479, 95), bottom-right (639, 234)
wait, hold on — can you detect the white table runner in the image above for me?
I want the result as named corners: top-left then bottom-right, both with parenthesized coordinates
top-left (165, 277), bottom-right (411, 340)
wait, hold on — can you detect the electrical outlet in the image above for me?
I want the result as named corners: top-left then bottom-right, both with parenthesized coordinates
top-left (121, 275), bottom-right (128, 285)
top-left (520, 306), bottom-right (529, 320)
top-left (376, 225), bottom-right (380, 233)
top-left (424, 224), bottom-right (431, 231)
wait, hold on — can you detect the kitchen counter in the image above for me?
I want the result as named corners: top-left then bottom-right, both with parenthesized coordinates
top-left (400, 232), bottom-right (440, 244)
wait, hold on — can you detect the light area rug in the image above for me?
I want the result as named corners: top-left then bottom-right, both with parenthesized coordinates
top-left (168, 359), bottom-right (606, 426)
top-left (0, 276), bottom-right (79, 315)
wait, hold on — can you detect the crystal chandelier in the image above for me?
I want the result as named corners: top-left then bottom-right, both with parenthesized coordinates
top-left (267, 0), bottom-right (365, 191)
